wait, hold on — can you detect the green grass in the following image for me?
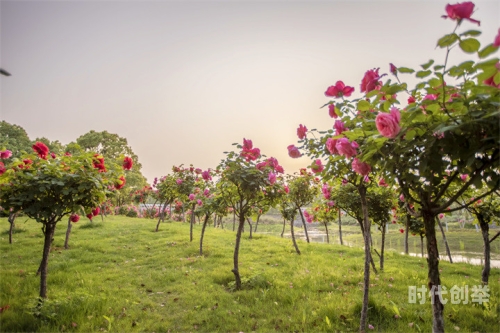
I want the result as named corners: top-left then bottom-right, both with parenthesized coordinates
top-left (0, 216), bottom-right (498, 332)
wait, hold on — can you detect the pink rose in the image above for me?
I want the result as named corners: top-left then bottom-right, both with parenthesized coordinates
top-left (0, 150), bottom-right (12, 159)
top-left (325, 81), bottom-right (355, 98)
top-left (287, 145), bottom-right (301, 158)
top-left (378, 178), bottom-right (388, 187)
top-left (297, 124), bottom-right (308, 139)
top-left (322, 184), bottom-right (331, 199)
top-left (375, 108), bottom-right (400, 139)
top-left (328, 104), bottom-right (338, 118)
top-left (352, 158), bottom-right (371, 176)
top-left (460, 174), bottom-right (468, 181)
top-left (325, 138), bottom-right (338, 155)
top-left (389, 63), bottom-right (397, 75)
top-left (202, 170), bottom-right (212, 181)
top-left (494, 28), bottom-right (500, 47)
top-left (284, 185), bottom-right (289, 194)
top-left (442, 2), bottom-right (480, 25)
top-left (336, 138), bottom-right (357, 158)
top-left (310, 159), bottom-right (324, 174)
top-left (334, 120), bottom-right (347, 135)
top-left (189, 194), bottom-right (195, 201)
top-left (408, 96), bottom-right (416, 104)
top-left (360, 68), bottom-right (381, 93)
top-left (268, 172), bottom-right (277, 185)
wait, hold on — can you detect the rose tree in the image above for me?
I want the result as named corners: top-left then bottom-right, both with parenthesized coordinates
top-left (0, 142), bottom-right (125, 299)
top-left (217, 139), bottom-right (283, 290)
top-left (288, 3), bottom-right (499, 331)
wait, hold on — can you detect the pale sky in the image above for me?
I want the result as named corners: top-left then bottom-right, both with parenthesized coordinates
top-left (1, 0), bottom-right (499, 183)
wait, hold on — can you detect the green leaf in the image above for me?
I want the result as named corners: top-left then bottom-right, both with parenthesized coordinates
top-left (494, 72), bottom-right (500, 85)
top-left (357, 100), bottom-right (370, 111)
top-left (397, 67), bottom-right (415, 74)
top-left (405, 129), bottom-right (416, 141)
top-left (478, 44), bottom-right (499, 59)
top-left (416, 70), bottom-right (432, 78)
top-left (425, 104), bottom-right (440, 113)
top-left (428, 78), bottom-right (441, 88)
top-left (433, 65), bottom-right (444, 71)
top-left (460, 30), bottom-right (481, 37)
top-left (420, 59), bottom-right (434, 70)
top-left (437, 33), bottom-right (459, 48)
top-left (459, 38), bottom-right (481, 53)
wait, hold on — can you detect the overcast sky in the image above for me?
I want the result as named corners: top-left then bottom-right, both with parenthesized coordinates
top-left (1, 0), bottom-right (499, 182)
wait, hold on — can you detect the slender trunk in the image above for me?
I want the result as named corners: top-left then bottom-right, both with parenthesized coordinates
top-left (338, 209), bottom-right (343, 246)
top-left (423, 209), bottom-right (444, 333)
top-left (190, 203), bottom-right (195, 242)
top-left (281, 218), bottom-right (286, 238)
top-left (380, 222), bottom-right (386, 271)
top-left (477, 214), bottom-right (490, 285)
top-left (155, 201), bottom-right (165, 232)
top-left (290, 219), bottom-right (301, 255)
top-left (213, 213), bottom-right (217, 228)
top-left (8, 212), bottom-right (17, 244)
top-left (420, 235), bottom-right (424, 257)
top-left (199, 214), bottom-right (210, 256)
top-left (40, 221), bottom-right (57, 298)
top-left (232, 211), bottom-right (236, 231)
top-left (404, 215), bottom-right (410, 254)
top-left (297, 208), bottom-right (310, 243)
top-left (358, 185), bottom-right (371, 333)
top-left (232, 213), bottom-right (245, 290)
top-left (246, 218), bottom-right (253, 239)
top-left (64, 217), bottom-right (72, 249)
top-left (254, 214), bottom-right (260, 232)
top-left (219, 216), bottom-right (224, 229)
top-left (359, 218), bottom-right (377, 274)
top-left (324, 222), bottom-right (330, 244)
top-left (436, 217), bottom-right (452, 263)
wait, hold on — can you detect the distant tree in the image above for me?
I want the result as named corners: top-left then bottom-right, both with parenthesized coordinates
top-left (0, 121), bottom-right (31, 158)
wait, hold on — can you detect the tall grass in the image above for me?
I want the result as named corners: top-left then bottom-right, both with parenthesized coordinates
top-left (0, 216), bottom-right (498, 332)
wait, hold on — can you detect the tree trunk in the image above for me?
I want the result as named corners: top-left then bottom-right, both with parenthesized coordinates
top-left (232, 211), bottom-right (236, 231)
top-left (246, 218), bottom-right (253, 239)
top-left (40, 221), bottom-right (57, 298)
top-left (477, 214), bottom-right (490, 285)
top-left (357, 185), bottom-right (371, 333)
top-left (219, 216), bottom-right (224, 229)
top-left (380, 222), bottom-right (386, 271)
top-left (290, 219), bottom-right (301, 255)
top-left (199, 214), bottom-right (210, 256)
top-left (423, 210), bottom-right (444, 333)
top-left (324, 222), bottom-right (330, 244)
top-left (190, 203), bottom-right (195, 242)
top-left (404, 215), bottom-right (410, 254)
top-left (338, 209), bottom-right (343, 245)
top-left (232, 214), bottom-right (245, 290)
top-left (281, 218), bottom-right (286, 238)
top-left (420, 235), bottom-right (424, 257)
top-left (155, 201), bottom-right (165, 232)
top-left (436, 216), bottom-right (452, 263)
top-left (254, 214), bottom-right (260, 232)
top-left (297, 208), bottom-right (310, 243)
top-left (64, 217), bottom-right (72, 249)
top-left (8, 212), bottom-right (17, 244)
top-left (359, 218), bottom-right (378, 274)
top-left (213, 213), bottom-right (217, 227)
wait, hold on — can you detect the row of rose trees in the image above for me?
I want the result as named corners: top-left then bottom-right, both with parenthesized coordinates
top-left (286, 2), bottom-right (499, 332)
top-left (0, 142), bottom-right (133, 299)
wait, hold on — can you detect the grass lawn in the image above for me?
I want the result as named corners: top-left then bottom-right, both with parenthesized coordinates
top-left (0, 215), bottom-right (498, 332)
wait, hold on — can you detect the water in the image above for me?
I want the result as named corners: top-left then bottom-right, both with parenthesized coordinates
top-left (259, 230), bottom-right (500, 269)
